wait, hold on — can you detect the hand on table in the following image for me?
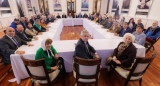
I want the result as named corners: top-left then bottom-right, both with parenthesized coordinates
top-left (27, 42), bottom-right (34, 46)
top-left (16, 51), bottom-right (25, 54)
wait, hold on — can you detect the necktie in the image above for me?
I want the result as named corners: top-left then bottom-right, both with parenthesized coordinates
top-left (22, 33), bottom-right (28, 39)
top-left (85, 43), bottom-right (90, 54)
top-left (12, 37), bottom-right (20, 47)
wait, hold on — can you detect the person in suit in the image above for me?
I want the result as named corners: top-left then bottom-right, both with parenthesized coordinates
top-left (132, 19), bottom-right (144, 32)
top-left (77, 13), bottom-right (83, 18)
top-left (29, 15), bottom-right (35, 25)
top-left (33, 18), bottom-right (46, 32)
top-left (10, 18), bottom-right (20, 32)
top-left (115, 22), bottom-right (132, 37)
top-left (62, 13), bottom-right (67, 18)
top-left (35, 38), bottom-right (66, 73)
top-left (56, 13), bottom-right (61, 19)
top-left (19, 17), bottom-right (27, 30)
top-left (100, 15), bottom-right (108, 27)
top-left (106, 33), bottom-right (137, 68)
top-left (97, 15), bottom-right (102, 23)
top-left (107, 20), bottom-right (121, 33)
top-left (74, 30), bottom-right (99, 60)
top-left (16, 25), bottom-right (34, 42)
top-left (83, 13), bottom-right (88, 18)
top-left (0, 27), bottom-right (33, 64)
top-left (104, 17), bottom-right (113, 29)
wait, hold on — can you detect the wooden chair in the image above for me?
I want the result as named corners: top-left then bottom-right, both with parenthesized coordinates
top-left (21, 55), bottom-right (60, 86)
top-left (112, 53), bottom-right (156, 86)
top-left (73, 57), bottom-right (101, 86)
top-left (145, 36), bottom-right (160, 53)
top-left (0, 50), bottom-right (12, 83)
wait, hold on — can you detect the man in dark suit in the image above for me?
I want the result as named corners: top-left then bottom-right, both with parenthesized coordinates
top-left (16, 25), bottom-right (33, 42)
top-left (62, 13), bottom-right (67, 18)
top-left (115, 22), bottom-right (132, 37)
top-left (0, 27), bottom-right (33, 64)
top-left (74, 30), bottom-right (99, 60)
top-left (19, 17), bottom-right (27, 30)
top-left (77, 13), bottom-right (83, 18)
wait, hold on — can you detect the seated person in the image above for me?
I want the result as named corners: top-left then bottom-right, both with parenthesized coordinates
top-left (128, 18), bottom-right (135, 33)
top-left (107, 20), bottom-right (121, 33)
top-left (30, 15), bottom-right (35, 25)
top-left (132, 19), bottom-right (144, 32)
top-left (33, 18), bottom-right (46, 32)
top-left (83, 13), bottom-right (88, 18)
top-left (100, 15), bottom-right (108, 26)
top-left (40, 19), bottom-right (47, 28)
top-left (104, 17), bottom-right (113, 29)
top-left (115, 22), bottom-right (132, 37)
top-left (77, 13), bottom-right (83, 18)
top-left (20, 17), bottom-right (27, 30)
top-left (25, 22), bottom-right (38, 36)
top-left (16, 25), bottom-right (33, 42)
top-left (94, 15), bottom-right (98, 22)
top-left (0, 27), bottom-right (33, 64)
top-left (56, 13), bottom-right (61, 19)
top-left (74, 30), bottom-right (99, 60)
top-left (88, 14), bottom-right (94, 20)
top-left (35, 38), bottom-right (66, 73)
top-left (133, 25), bottom-right (146, 46)
top-left (106, 33), bottom-right (137, 68)
top-left (62, 13), bottom-right (67, 18)
top-left (97, 15), bottom-right (102, 23)
top-left (10, 18), bottom-right (20, 32)
top-left (144, 21), bottom-right (160, 44)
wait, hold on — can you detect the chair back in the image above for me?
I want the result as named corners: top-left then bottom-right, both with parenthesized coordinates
top-left (75, 57), bottom-right (101, 80)
top-left (128, 53), bottom-right (156, 78)
top-left (21, 55), bottom-right (50, 82)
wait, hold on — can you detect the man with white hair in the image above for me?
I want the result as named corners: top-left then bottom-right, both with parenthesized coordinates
top-left (100, 15), bottom-right (108, 26)
top-left (132, 18), bottom-right (144, 32)
top-left (74, 30), bottom-right (99, 60)
top-left (144, 21), bottom-right (160, 43)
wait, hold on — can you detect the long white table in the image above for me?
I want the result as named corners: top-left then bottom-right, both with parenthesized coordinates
top-left (10, 19), bottom-right (145, 84)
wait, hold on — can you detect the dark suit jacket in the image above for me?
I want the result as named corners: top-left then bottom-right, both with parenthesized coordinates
top-left (57, 15), bottom-right (61, 19)
top-left (20, 21), bottom-right (27, 30)
top-left (62, 15), bottom-right (67, 18)
top-left (16, 31), bottom-right (33, 42)
top-left (33, 25), bottom-right (46, 32)
top-left (83, 14), bottom-right (88, 18)
top-left (104, 21), bottom-right (113, 29)
top-left (117, 27), bottom-right (132, 37)
top-left (112, 42), bottom-right (137, 68)
top-left (0, 35), bottom-right (27, 63)
top-left (74, 38), bottom-right (96, 60)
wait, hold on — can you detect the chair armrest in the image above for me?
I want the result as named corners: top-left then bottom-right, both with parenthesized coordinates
top-left (119, 65), bottom-right (132, 71)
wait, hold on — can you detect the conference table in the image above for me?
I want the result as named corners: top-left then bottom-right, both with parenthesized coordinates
top-left (10, 18), bottom-right (145, 84)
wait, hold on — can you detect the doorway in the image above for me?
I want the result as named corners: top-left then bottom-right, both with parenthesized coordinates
top-left (67, 0), bottom-right (76, 17)
top-left (38, 0), bottom-right (49, 14)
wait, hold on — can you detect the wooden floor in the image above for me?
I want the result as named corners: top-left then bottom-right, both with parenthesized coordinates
top-left (0, 26), bottom-right (160, 86)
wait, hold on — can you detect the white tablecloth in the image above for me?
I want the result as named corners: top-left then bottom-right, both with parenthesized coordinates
top-left (10, 19), bottom-right (145, 84)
